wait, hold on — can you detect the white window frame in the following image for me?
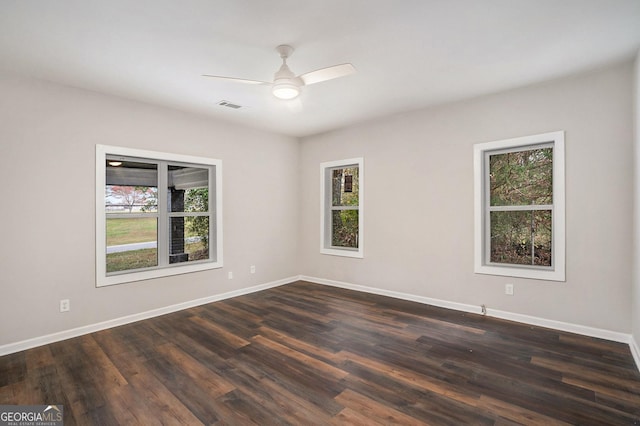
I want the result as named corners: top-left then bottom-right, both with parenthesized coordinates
top-left (320, 157), bottom-right (364, 258)
top-left (96, 145), bottom-right (223, 287)
top-left (473, 131), bottom-right (565, 281)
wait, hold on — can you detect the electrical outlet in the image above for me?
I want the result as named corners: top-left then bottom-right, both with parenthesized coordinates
top-left (505, 284), bottom-right (514, 296)
top-left (250, 265), bottom-right (256, 274)
top-left (60, 299), bottom-right (70, 312)
top-left (228, 271), bottom-right (233, 280)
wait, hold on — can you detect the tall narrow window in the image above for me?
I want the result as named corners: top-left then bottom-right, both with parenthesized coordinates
top-left (474, 132), bottom-right (565, 281)
top-left (321, 158), bottom-right (364, 258)
top-left (97, 145), bottom-right (222, 287)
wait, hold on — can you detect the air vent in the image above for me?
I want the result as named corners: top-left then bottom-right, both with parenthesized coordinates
top-left (217, 100), bottom-right (243, 109)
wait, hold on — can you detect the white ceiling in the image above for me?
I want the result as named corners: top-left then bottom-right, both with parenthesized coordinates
top-left (1, 0), bottom-right (640, 138)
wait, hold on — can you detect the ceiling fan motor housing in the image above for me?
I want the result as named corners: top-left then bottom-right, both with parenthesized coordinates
top-left (272, 47), bottom-right (302, 99)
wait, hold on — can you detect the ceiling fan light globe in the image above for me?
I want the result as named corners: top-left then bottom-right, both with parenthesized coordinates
top-left (272, 80), bottom-right (300, 100)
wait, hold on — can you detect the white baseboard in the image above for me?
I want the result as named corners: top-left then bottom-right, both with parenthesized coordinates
top-left (301, 275), bottom-right (485, 316)
top-left (485, 307), bottom-right (631, 343)
top-left (300, 275), bottom-right (639, 371)
top-left (631, 336), bottom-right (640, 371)
top-left (0, 276), bottom-right (298, 357)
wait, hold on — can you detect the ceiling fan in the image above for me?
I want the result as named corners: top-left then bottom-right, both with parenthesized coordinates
top-left (203, 45), bottom-right (356, 100)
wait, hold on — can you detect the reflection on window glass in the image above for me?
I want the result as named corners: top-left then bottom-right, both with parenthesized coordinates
top-left (332, 210), bottom-right (359, 248)
top-left (169, 217), bottom-right (210, 264)
top-left (106, 218), bottom-right (158, 273)
top-left (169, 166), bottom-right (209, 212)
top-left (105, 160), bottom-right (158, 214)
top-left (490, 210), bottom-right (552, 266)
top-left (167, 165), bottom-right (210, 264)
top-left (489, 148), bottom-right (552, 206)
top-left (332, 167), bottom-right (359, 206)
top-left (168, 217), bottom-right (210, 264)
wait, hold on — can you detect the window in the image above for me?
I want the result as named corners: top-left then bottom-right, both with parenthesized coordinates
top-left (474, 132), bottom-right (565, 281)
top-left (96, 145), bottom-right (222, 287)
top-left (320, 158), bottom-right (364, 258)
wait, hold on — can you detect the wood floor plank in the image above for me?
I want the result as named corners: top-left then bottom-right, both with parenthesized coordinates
top-left (342, 361), bottom-right (495, 425)
top-left (337, 350), bottom-right (482, 408)
top-left (78, 334), bottom-right (129, 388)
top-left (476, 395), bottom-right (572, 426)
top-left (236, 340), bottom-right (345, 405)
top-left (267, 295), bottom-right (335, 324)
top-left (390, 309), bottom-right (488, 338)
top-left (188, 315), bottom-right (252, 349)
top-left (1, 280), bottom-right (640, 425)
top-left (532, 355), bottom-right (640, 393)
top-left (155, 343), bottom-right (236, 397)
top-left (335, 389), bottom-right (428, 425)
top-left (0, 352), bottom-right (26, 387)
top-left (24, 345), bottom-right (55, 370)
top-left (222, 358), bottom-right (334, 425)
top-left (192, 305), bottom-right (260, 341)
top-left (331, 407), bottom-right (387, 426)
top-left (121, 361), bottom-right (205, 425)
top-left (257, 325), bottom-right (340, 362)
top-left (251, 335), bottom-right (348, 381)
top-left (0, 382), bottom-right (25, 404)
top-left (143, 354), bottom-right (222, 423)
top-left (562, 375), bottom-right (640, 405)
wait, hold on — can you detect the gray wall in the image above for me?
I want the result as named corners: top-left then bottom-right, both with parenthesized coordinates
top-left (0, 73), bottom-right (299, 346)
top-left (299, 60), bottom-right (634, 333)
top-left (1, 59), bottom-right (636, 349)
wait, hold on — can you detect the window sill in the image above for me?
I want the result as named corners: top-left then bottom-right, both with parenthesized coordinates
top-left (474, 263), bottom-right (565, 282)
top-left (97, 260), bottom-right (223, 287)
top-left (321, 247), bottom-right (363, 258)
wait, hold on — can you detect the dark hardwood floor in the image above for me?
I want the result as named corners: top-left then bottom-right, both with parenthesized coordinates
top-left (1, 281), bottom-right (640, 425)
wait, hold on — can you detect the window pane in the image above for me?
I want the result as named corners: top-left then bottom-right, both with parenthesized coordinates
top-left (169, 216), bottom-right (209, 263)
top-left (332, 210), bottom-right (359, 248)
top-left (490, 210), bottom-right (552, 266)
top-left (332, 166), bottom-right (359, 207)
top-left (490, 147), bottom-right (552, 206)
top-left (185, 188), bottom-right (209, 213)
top-left (106, 217), bottom-right (158, 272)
top-left (169, 166), bottom-right (209, 213)
top-left (105, 160), bottom-right (158, 213)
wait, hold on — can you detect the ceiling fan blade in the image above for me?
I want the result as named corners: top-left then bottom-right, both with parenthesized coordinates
top-left (202, 75), bottom-right (269, 85)
top-left (299, 63), bottom-right (356, 86)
